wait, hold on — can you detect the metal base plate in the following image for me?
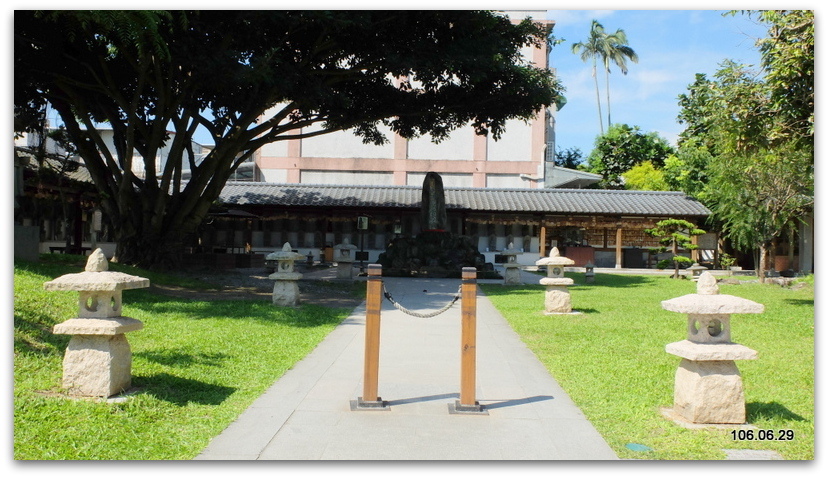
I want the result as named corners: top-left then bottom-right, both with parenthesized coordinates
top-left (350, 397), bottom-right (391, 411)
top-left (448, 400), bottom-right (488, 415)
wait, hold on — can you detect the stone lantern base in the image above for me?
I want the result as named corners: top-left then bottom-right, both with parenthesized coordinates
top-left (666, 340), bottom-right (757, 424)
top-left (272, 280), bottom-right (300, 306)
top-left (540, 277), bottom-right (576, 314)
top-left (503, 264), bottom-right (522, 285)
top-left (336, 261), bottom-right (355, 279)
top-left (673, 359), bottom-right (746, 424)
top-left (53, 317), bottom-right (143, 397)
top-left (543, 286), bottom-right (572, 314)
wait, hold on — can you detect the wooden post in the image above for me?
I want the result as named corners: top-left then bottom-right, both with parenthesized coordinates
top-left (539, 225), bottom-right (547, 258)
top-left (361, 264), bottom-right (383, 404)
top-left (457, 267), bottom-right (484, 413)
top-left (615, 227), bottom-right (623, 268)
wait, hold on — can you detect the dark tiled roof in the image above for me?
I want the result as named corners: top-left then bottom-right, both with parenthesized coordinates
top-left (219, 182), bottom-right (711, 217)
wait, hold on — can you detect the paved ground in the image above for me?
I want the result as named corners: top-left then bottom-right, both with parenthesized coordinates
top-left (195, 268), bottom-right (618, 460)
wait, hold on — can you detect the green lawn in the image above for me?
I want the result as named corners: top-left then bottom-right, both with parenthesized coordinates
top-left (13, 256), bottom-right (352, 460)
top-left (14, 256), bottom-right (814, 460)
top-left (480, 272), bottom-right (814, 460)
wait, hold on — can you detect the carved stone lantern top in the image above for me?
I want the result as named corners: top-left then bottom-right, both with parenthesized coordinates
top-left (501, 242), bottom-right (522, 264)
top-left (661, 272), bottom-right (764, 315)
top-left (536, 247), bottom-right (574, 286)
top-left (662, 271), bottom-right (764, 349)
top-left (267, 242), bottom-right (304, 279)
top-left (44, 249), bottom-right (149, 292)
top-left (333, 238), bottom-right (358, 262)
top-left (535, 247), bottom-right (574, 267)
top-left (44, 249), bottom-right (148, 319)
top-left (334, 237), bottom-right (358, 251)
top-left (266, 242), bottom-right (305, 262)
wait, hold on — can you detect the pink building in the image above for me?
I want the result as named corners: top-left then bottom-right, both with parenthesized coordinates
top-left (253, 10), bottom-right (556, 190)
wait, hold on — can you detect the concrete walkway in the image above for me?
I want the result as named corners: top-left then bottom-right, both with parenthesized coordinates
top-left (195, 269), bottom-right (618, 460)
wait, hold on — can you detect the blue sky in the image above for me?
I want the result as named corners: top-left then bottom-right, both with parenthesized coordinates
top-left (544, 9), bottom-right (768, 157)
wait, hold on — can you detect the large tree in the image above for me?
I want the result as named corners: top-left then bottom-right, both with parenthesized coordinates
top-left (672, 10), bottom-right (814, 278)
top-left (747, 10), bottom-right (814, 150)
top-left (15, 11), bottom-right (562, 268)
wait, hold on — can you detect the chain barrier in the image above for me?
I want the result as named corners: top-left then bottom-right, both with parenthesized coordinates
top-left (382, 284), bottom-right (462, 318)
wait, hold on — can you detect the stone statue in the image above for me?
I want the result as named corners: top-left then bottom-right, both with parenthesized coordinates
top-left (421, 172), bottom-right (448, 232)
top-left (377, 171), bottom-right (489, 278)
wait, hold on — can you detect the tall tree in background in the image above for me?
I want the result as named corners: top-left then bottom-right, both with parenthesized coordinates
top-left (571, 20), bottom-right (607, 134)
top-left (673, 10), bottom-right (814, 279)
top-left (15, 10), bottom-right (562, 268)
top-left (749, 10), bottom-right (814, 150)
top-left (571, 19), bottom-right (638, 134)
top-left (586, 123), bottom-right (674, 189)
top-left (554, 146), bottom-right (584, 169)
top-left (599, 25), bottom-right (638, 128)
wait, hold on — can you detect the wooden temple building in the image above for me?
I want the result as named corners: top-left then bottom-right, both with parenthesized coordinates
top-left (195, 181), bottom-right (714, 269)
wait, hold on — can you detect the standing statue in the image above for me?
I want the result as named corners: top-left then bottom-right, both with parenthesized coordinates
top-left (421, 172), bottom-right (448, 232)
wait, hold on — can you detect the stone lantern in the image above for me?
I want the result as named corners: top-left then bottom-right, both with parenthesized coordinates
top-left (661, 271), bottom-right (764, 424)
top-left (535, 247), bottom-right (576, 314)
top-left (500, 242), bottom-right (523, 285)
top-left (686, 262), bottom-right (707, 281)
top-left (44, 249), bottom-right (149, 397)
top-left (584, 262), bottom-right (595, 284)
top-left (333, 238), bottom-right (358, 279)
top-left (267, 242), bottom-right (304, 306)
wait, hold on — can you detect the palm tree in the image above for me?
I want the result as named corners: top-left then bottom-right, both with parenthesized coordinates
top-left (571, 20), bottom-right (607, 134)
top-left (600, 27), bottom-right (638, 128)
top-left (571, 20), bottom-right (638, 133)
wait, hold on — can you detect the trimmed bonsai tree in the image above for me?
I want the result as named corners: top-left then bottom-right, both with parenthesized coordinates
top-left (645, 219), bottom-right (705, 278)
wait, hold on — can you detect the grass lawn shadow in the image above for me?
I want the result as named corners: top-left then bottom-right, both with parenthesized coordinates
top-left (13, 313), bottom-right (69, 356)
top-left (784, 298), bottom-right (814, 307)
top-left (134, 373), bottom-right (236, 406)
top-left (135, 349), bottom-right (230, 368)
top-left (125, 291), bottom-right (345, 327)
top-left (747, 401), bottom-right (808, 422)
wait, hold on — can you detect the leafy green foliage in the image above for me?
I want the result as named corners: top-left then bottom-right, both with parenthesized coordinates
top-left (750, 10), bottom-right (814, 148)
top-left (662, 140), bottom-right (713, 201)
top-left (554, 146), bottom-right (585, 169)
top-left (645, 219), bottom-right (705, 278)
top-left (673, 11), bottom-right (813, 271)
top-left (586, 124), bottom-right (674, 189)
top-left (482, 274), bottom-right (814, 460)
top-left (621, 160), bottom-right (668, 191)
top-left (707, 146), bottom-right (813, 274)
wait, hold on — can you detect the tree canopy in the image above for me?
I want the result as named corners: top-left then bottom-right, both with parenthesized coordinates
top-left (15, 10), bottom-right (562, 268)
top-left (645, 219), bottom-right (705, 278)
top-left (585, 123), bottom-right (674, 189)
top-left (671, 10), bottom-right (814, 277)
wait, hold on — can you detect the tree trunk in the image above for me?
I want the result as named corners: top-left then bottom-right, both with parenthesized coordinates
top-left (592, 62), bottom-right (604, 135)
top-left (114, 229), bottom-right (186, 270)
top-left (757, 242), bottom-right (770, 283)
top-left (672, 238), bottom-right (679, 279)
top-left (605, 64), bottom-right (612, 129)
